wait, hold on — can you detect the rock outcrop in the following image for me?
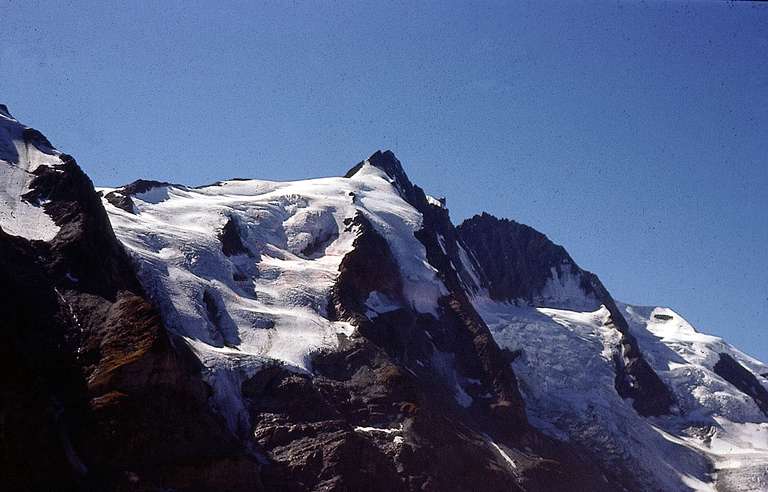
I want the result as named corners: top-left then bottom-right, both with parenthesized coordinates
top-left (0, 111), bottom-right (258, 491)
top-left (458, 213), bottom-right (675, 417)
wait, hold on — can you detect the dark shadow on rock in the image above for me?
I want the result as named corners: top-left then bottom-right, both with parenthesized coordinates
top-left (22, 128), bottom-right (57, 155)
top-left (203, 288), bottom-right (242, 347)
top-left (714, 353), bottom-right (768, 417)
top-left (219, 215), bottom-right (257, 258)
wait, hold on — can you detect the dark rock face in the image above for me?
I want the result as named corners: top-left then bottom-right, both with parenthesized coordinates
top-left (0, 149), bottom-right (258, 490)
top-left (457, 213), bottom-right (578, 303)
top-left (120, 179), bottom-right (174, 196)
top-left (457, 212), bottom-right (675, 417)
top-left (714, 353), bottom-right (768, 417)
top-left (582, 271), bottom-right (676, 417)
top-left (327, 152), bottom-right (628, 491)
top-left (102, 189), bottom-right (136, 213)
top-left (219, 215), bottom-right (254, 257)
top-left (22, 127), bottom-right (56, 151)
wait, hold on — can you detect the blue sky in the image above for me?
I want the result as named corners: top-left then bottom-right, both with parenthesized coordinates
top-left (3, 1), bottom-right (767, 359)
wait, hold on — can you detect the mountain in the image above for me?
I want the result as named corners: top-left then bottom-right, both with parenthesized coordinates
top-left (1, 108), bottom-right (766, 491)
top-left (0, 106), bottom-right (259, 491)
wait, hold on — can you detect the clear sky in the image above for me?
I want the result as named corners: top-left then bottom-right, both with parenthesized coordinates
top-left (3, 1), bottom-right (767, 359)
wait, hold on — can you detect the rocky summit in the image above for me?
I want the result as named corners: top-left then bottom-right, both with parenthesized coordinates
top-left (2, 107), bottom-right (767, 491)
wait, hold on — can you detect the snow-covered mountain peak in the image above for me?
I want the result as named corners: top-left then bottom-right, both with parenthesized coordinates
top-left (346, 150), bottom-right (406, 180)
top-left (4, 104), bottom-right (767, 491)
top-left (100, 156), bottom-right (455, 433)
top-left (345, 150), bottom-right (423, 206)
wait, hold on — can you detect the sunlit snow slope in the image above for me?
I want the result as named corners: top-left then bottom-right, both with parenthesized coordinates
top-left (0, 106), bottom-right (61, 241)
top-left (624, 304), bottom-right (768, 491)
top-left (101, 162), bottom-right (447, 432)
top-left (468, 287), bottom-right (768, 491)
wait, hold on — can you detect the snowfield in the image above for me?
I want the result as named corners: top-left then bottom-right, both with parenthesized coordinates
top-left (102, 162), bottom-right (448, 434)
top-left (0, 109), bottom-right (61, 241)
top-left (624, 304), bottom-right (768, 491)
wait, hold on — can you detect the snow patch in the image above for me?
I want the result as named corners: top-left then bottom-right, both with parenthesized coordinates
top-left (134, 186), bottom-right (171, 204)
top-left (354, 424), bottom-right (405, 445)
top-left (484, 434), bottom-right (517, 470)
top-left (0, 117), bottom-right (61, 241)
top-left (537, 265), bottom-right (599, 310)
top-left (425, 194), bottom-right (444, 208)
top-left (354, 425), bottom-right (402, 435)
top-left (456, 241), bottom-right (485, 295)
